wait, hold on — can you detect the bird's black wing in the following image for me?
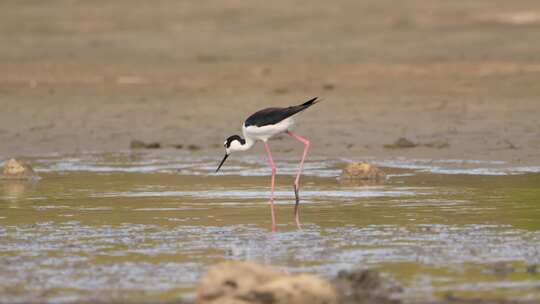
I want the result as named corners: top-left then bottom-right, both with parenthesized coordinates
top-left (244, 97), bottom-right (318, 127)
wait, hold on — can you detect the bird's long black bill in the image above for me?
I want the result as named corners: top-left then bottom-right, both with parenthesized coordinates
top-left (215, 154), bottom-right (229, 173)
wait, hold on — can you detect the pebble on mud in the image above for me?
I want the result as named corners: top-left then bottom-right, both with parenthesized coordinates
top-left (1, 158), bottom-right (39, 180)
top-left (130, 140), bottom-right (161, 149)
top-left (187, 144), bottom-right (201, 151)
top-left (197, 261), bottom-right (338, 304)
top-left (273, 87), bottom-right (289, 95)
top-left (423, 140), bottom-right (450, 149)
top-left (341, 162), bottom-right (386, 181)
top-left (322, 83), bottom-right (335, 90)
top-left (384, 137), bottom-right (417, 149)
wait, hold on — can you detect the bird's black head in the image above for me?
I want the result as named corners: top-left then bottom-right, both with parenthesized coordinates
top-left (216, 135), bottom-right (246, 173)
top-left (224, 135), bottom-right (245, 149)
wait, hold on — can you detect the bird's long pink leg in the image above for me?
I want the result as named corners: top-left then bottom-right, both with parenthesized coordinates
top-left (287, 131), bottom-right (310, 229)
top-left (263, 142), bottom-right (277, 232)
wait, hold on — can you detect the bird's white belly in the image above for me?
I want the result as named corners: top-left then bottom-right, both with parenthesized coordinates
top-left (243, 117), bottom-right (294, 142)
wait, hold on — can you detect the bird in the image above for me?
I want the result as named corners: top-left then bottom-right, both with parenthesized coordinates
top-left (215, 97), bottom-right (319, 231)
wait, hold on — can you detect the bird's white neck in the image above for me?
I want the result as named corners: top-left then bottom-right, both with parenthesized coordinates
top-left (229, 136), bottom-right (255, 152)
top-left (238, 136), bottom-right (255, 151)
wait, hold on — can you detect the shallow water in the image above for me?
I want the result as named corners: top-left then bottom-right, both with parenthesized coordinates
top-left (1, 152), bottom-right (540, 303)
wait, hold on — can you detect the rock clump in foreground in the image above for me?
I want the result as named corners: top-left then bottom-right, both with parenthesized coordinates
top-left (333, 269), bottom-right (402, 304)
top-left (340, 162), bottom-right (386, 181)
top-left (1, 158), bottom-right (39, 180)
top-left (197, 261), bottom-right (338, 304)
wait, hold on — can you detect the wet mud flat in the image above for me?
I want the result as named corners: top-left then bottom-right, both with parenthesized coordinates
top-left (1, 0), bottom-right (540, 164)
top-left (0, 153), bottom-right (539, 303)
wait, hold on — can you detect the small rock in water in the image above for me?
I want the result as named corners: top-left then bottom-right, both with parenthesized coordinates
top-left (130, 140), bottom-right (161, 149)
top-left (527, 264), bottom-right (537, 274)
top-left (197, 261), bottom-right (338, 304)
top-left (1, 158), bottom-right (39, 180)
top-left (384, 137), bottom-right (417, 149)
top-left (489, 262), bottom-right (514, 276)
top-left (341, 162), bottom-right (386, 181)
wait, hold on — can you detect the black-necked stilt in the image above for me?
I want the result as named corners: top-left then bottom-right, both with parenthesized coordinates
top-left (215, 97), bottom-right (319, 231)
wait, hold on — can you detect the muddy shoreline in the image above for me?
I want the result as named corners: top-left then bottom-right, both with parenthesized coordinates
top-left (1, 1), bottom-right (540, 164)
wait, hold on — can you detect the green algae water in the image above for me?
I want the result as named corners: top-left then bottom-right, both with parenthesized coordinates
top-left (1, 152), bottom-right (539, 303)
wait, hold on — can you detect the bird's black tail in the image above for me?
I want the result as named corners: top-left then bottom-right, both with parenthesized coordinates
top-left (288, 97), bottom-right (319, 116)
top-left (300, 97), bottom-right (319, 107)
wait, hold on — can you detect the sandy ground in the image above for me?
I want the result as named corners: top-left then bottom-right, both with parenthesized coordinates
top-left (1, 0), bottom-right (539, 164)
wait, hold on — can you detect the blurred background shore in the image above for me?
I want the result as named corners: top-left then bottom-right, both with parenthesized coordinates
top-left (1, 0), bottom-right (539, 163)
